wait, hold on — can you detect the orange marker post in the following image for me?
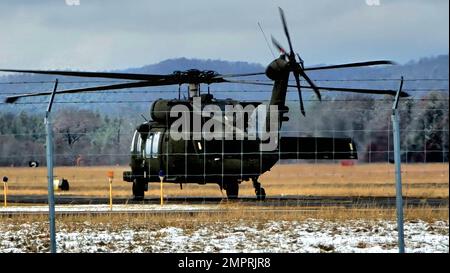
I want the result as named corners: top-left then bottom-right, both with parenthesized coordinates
top-left (107, 171), bottom-right (114, 211)
top-left (159, 170), bottom-right (165, 206)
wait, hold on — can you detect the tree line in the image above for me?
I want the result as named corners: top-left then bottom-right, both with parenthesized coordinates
top-left (284, 91), bottom-right (448, 163)
top-left (0, 109), bottom-right (134, 166)
top-left (0, 92), bottom-right (448, 166)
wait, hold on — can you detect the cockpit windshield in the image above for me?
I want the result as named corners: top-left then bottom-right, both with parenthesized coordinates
top-left (130, 130), bottom-right (142, 154)
top-left (145, 132), bottom-right (161, 158)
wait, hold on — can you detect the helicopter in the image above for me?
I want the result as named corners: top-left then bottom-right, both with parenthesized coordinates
top-left (1, 8), bottom-right (408, 200)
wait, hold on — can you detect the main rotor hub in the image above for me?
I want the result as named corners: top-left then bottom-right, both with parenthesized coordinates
top-left (172, 69), bottom-right (219, 84)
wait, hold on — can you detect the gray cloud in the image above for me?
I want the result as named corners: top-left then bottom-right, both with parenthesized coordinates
top-left (0, 0), bottom-right (448, 70)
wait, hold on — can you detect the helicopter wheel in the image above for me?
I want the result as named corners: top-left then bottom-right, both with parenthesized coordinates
top-left (253, 178), bottom-right (266, 201)
top-left (257, 187), bottom-right (266, 201)
top-left (224, 182), bottom-right (239, 199)
top-left (132, 180), bottom-right (145, 201)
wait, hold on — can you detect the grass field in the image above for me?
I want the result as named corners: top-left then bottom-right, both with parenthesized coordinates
top-left (1, 163), bottom-right (448, 198)
top-left (1, 163), bottom-right (448, 252)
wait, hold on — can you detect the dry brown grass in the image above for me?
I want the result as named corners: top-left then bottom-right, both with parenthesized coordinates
top-left (1, 206), bottom-right (447, 225)
top-left (1, 163), bottom-right (448, 198)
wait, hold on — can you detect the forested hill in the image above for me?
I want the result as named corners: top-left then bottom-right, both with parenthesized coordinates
top-left (0, 54), bottom-right (448, 117)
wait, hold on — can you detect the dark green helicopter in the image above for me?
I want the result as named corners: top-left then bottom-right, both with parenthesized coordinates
top-left (1, 8), bottom-right (408, 200)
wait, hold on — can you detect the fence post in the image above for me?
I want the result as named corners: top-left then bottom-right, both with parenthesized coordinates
top-left (391, 76), bottom-right (405, 253)
top-left (45, 79), bottom-right (59, 253)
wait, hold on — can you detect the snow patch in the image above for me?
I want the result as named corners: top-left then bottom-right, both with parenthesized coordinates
top-left (0, 219), bottom-right (448, 253)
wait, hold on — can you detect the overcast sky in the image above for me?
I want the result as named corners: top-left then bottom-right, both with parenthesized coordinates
top-left (0, 0), bottom-right (448, 71)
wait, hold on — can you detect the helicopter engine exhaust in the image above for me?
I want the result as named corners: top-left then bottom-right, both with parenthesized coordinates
top-left (189, 83), bottom-right (200, 97)
top-left (265, 56), bottom-right (289, 81)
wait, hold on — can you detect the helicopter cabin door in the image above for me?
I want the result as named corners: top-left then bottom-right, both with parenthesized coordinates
top-left (188, 139), bottom-right (205, 183)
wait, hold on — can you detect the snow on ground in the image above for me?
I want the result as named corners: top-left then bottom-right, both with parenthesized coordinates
top-left (0, 219), bottom-right (448, 253)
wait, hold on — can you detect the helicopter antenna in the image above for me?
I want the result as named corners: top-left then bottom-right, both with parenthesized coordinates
top-left (140, 114), bottom-right (148, 122)
top-left (258, 22), bottom-right (276, 59)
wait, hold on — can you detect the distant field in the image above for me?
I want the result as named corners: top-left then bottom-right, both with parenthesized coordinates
top-left (0, 163), bottom-right (448, 198)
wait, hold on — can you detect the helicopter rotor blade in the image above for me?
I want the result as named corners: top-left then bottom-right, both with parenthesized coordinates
top-left (304, 60), bottom-right (395, 71)
top-left (222, 79), bottom-right (276, 86)
top-left (278, 7), bottom-right (314, 114)
top-left (279, 7), bottom-right (294, 56)
top-left (297, 68), bottom-right (321, 101)
top-left (217, 72), bottom-right (266, 78)
top-left (4, 80), bottom-right (173, 103)
top-left (0, 69), bottom-right (168, 81)
top-left (293, 85), bottom-right (410, 97)
top-left (222, 79), bottom-right (410, 97)
top-left (271, 36), bottom-right (287, 54)
top-left (292, 71), bottom-right (306, 116)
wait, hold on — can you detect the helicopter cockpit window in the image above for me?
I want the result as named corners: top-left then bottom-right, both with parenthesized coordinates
top-left (152, 132), bottom-right (161, 158)
top-left (145, 132), bottom-right (161, 159)
top-left (145, 134), bottom-right (153, 158)
top-left (136, 134), bottom-right (142, 153)
top-left (131, 131), bottom-right (142, 153)
top-left (130, 131), bottom-right (137, 152)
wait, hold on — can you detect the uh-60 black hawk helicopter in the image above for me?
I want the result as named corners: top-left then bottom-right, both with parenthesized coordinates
top-left (2, 8), bottom-right (408, 200)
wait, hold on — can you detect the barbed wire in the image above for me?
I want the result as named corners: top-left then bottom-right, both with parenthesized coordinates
top-left (0, 88), bottom-right (449, 95)
top-left (0, 128), bottom-right (448, 137)
top-left (0, 78), bottom-right (448, 85)
top-left (0, 97), bottom-right (449, 103)
top-left (0, 149), bottom-right (447, 159)
top-left (1, 97), bottom-right (448, 103)
top-left (1, 101), bottom-right (448, 111)
top-left (0, 130), bottom-right (438, 137)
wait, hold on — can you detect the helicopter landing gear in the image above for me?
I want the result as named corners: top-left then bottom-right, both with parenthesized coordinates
top-left (132, 179), bottom-right (146, 201)
top-left (252, 178), bottom-right (266, 201)
top-left (223, 181), bottom-right (239, 199)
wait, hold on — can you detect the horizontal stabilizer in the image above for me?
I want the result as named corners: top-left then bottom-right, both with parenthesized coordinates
top-left (279, 137), bottom-right (357, 160)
